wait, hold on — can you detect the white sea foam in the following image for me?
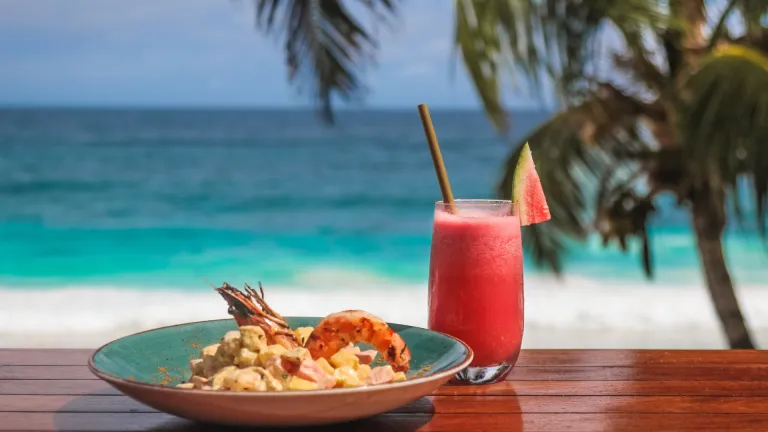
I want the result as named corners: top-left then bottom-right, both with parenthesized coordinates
top-left (3, 275), bottom-right (768, 348)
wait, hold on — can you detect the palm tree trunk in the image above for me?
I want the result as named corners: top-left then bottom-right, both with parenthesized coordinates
top-left (691, 193), bottom-right (755, 349)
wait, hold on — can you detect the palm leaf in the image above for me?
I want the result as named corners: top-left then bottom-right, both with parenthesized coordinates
top-left (736, 0), bottom-right (768, 40)
top-left (252, 0), bottom-right (398, 124)
top-left (679, 44), bottom-right (768, 236)
top-left (454, 0), bottom-right (507, 131)
top-left (454, 0), bottom-right (669, 132)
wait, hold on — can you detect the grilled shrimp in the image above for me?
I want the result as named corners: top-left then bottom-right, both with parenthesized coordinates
top-left (305, 310), bottom-right (411, 373)
top-left (214, 282), bottom-right (300, 350)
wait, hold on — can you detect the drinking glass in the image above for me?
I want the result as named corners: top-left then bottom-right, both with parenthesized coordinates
top-left (427, 199), bottom-right (523, 385)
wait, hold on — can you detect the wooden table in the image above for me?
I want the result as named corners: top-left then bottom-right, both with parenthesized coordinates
top-left (2, 349), bottom-right (768, 431)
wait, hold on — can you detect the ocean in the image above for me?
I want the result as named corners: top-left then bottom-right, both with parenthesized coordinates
top-left (2, 108), bottom-right (768, 347)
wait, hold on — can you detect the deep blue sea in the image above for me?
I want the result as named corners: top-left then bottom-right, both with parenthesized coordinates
top-left (1, 108), bottom-right (767, 291)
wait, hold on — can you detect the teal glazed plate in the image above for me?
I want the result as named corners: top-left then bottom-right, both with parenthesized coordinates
top-left (88, 317), bottom-right (473, 427)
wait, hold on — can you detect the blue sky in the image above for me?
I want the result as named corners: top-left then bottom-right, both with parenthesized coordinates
top-left (0, 0), bottom-right (550, 109)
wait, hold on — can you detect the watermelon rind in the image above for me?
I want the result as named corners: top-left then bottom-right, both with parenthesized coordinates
top-left (511, 142), bottom-right (551, 226)
top-left (512, 143), bottom-right (533, 205)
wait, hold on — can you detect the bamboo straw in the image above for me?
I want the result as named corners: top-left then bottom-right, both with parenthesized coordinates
top-left (418, 104), bottom-right (456, 214)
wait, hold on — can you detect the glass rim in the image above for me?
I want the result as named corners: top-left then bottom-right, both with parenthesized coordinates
top-left (434, 199), bottom-right (512, 206)
top-left (434, 199), bottom-right (519, 217)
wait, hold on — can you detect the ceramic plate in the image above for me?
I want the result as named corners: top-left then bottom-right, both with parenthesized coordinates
top-left (88, 317), bottom-right (473, 427)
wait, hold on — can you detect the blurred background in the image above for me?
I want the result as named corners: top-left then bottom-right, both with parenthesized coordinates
top-left (2, 0), bottom-right (768, 349)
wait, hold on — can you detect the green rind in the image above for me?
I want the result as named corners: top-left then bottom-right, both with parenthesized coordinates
top-left (512, 142), bottom-right (533, 204)
top-left (512, 142), bottom-right (551, 225)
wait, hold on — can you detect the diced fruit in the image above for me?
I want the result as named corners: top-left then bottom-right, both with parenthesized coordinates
top-left (512, 142), bottom-right (551, 226)
top-left (281, 347), bottom-right (311, 365)
top-left (342, 342), bottom-right (361, 353)
top-left (256, 366), bottom-right (286, 391)
top-left (201, 344), bottom-right (220, 358)
top-left (235, 348), bottom-right (260, 367)
top-left (215, 342), bottom-right (236, 366)
top-left (288, 376), bottom-right (318, 391)
top-left (201, 356), bottom-right (219, 378)
top-left (333, 366), bottom-right (362, 388)
top-left (229, 369), bottom-right (265, 392)
top-left (261, 354), bottom-right (282, 369)
top-left (211, 366), bottom-right (238, 390)
top-left (294, 327), bottom-right (314, 346)
top-left (369, 365), bottom-right (396, 385)
top-left (240, 326), bottom-right (267, 352)
top-left (393, 372), bottom-right (407, 382)
top-left (190, 375), bottom-right (209, 389)
top-left (189, 359), bottom-right (204, 376)
top-left (318, 375), bottom-right (337, 389)
top-left (219, 330), bottom-right (242, 356)
top-left (356, 364), bottom-right (372, 383)
top-left (294, 359), bottom-right (327, 384)
top-left (176, 382), bottom-right (194, 389)
top-left (258, 344), bottom-right (288, 366)
top-left (330, 348), bottom-right (360, 370)
top-left (315, 358), bottom-right (335, 376)
top-left (355, 350), bottom-right (377, 365)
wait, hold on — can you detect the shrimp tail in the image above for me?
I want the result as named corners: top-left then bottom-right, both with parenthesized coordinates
top-left (213, 281), bottom-right (300, 348)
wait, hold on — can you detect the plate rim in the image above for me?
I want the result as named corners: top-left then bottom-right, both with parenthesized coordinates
top-left (88, 317), bottom-right (474, 397)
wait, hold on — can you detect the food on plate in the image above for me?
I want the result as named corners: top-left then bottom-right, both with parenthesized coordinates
top-left (305, 310), bottom-right (411, 373)
top-left (175, 282), bottom-right (410, 392)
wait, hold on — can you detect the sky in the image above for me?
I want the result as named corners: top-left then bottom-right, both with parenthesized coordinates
top-left (0, 0), bottom-right (551, 110)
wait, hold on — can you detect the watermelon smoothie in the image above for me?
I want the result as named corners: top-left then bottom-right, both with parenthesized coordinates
top-left (428, 199), bottom-right (523, 384)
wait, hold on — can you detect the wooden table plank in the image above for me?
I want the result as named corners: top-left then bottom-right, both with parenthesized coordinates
top-left (439, 380), bottom-right (768, 396)
top-left (7, 363), bottom-right (768, 381)
top-left (5, 348), bottom-right (768, 367)
top-left (4, 394), bottom-right (768, 415)
top-left (0, 365), bottom-right (96, 380)
top-left (5, 349), bottom-right (768, 431)
top-left (504, 365), bottom-right (768, 381)
top-left (0, 349), bottom-right (92, 366)
top-left (0, 380), bottom-right (119, 395)
top-left (8, 378), bottom-right (768, 397)
top-left (4, 412), bottom-right (768, 432)
top-left (518, 349), bottom-right (768, 365)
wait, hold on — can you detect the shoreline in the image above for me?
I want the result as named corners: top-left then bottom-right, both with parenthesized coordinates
top-left (3, 281), bottom-right (768, 349)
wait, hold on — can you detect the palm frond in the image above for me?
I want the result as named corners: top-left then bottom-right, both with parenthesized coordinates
top-left (708, 0), bottom-right (739, 49)
top-left (454, 0), bottom-right (507, 131)
top-left (252, 0), bottom-right (398, 124)
top-left (679, 44), bottom-right (768, 236)
top-left (736, 0), bottom-right (768, 38)
top-left (454, 0), bottom-right (669, 128)
top-left (497, 85), bottom-right (652, 274)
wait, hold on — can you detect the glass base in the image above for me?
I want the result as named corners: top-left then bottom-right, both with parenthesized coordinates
top-left (448, 363), bottom-right (513, 385)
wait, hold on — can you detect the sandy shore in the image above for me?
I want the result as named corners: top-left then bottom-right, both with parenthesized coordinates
top-left (3, 282), bottom-right (768, 349)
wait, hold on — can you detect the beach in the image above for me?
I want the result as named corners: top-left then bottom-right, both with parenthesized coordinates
top-left (2, 109), bottom-right (768, 350)
top-left (3, 276), bottom-right (768, 349)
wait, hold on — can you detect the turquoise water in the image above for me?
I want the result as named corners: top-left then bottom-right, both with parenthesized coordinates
top-left (2, 108), bottom-right (767, 290)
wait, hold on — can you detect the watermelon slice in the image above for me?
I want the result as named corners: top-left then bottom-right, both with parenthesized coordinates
top-left (512, 142), bottom-right (551, 226)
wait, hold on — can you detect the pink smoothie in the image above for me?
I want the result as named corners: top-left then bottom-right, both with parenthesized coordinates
top-left (428, 207), bottom-right (524, 367)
